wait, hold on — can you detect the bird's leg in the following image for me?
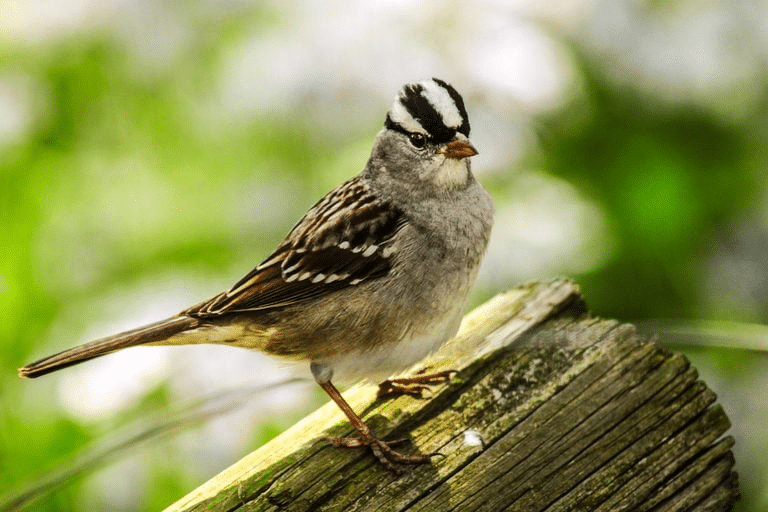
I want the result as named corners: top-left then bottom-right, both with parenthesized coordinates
top-left (377, 369), bottom-right (457, 399)
top-left (315, 378), bottom-right (432, 471)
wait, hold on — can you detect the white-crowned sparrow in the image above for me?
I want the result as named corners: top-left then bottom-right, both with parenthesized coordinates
top-left (20, 78), bottom-right (494, 470)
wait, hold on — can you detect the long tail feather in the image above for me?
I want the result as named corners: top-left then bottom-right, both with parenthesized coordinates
top-left (19, 316), bottom-right (200, 379)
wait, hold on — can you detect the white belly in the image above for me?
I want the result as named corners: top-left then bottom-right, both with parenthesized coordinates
top-left (327, 304), bottom-right (464, 384)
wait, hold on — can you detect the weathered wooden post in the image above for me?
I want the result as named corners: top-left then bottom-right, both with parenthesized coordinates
top-left (165, 280), bottom-right (738, 512)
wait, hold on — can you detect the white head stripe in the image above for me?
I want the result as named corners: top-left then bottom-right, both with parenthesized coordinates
top-left (388, 99), bottom-right (427, 134)
top-left (420, 80), bottom-right (463, 129)
top-left (386, 78), bottom-right (469, 140)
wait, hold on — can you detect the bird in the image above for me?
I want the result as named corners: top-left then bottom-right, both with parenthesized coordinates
top-left (19, 78), bottom-right (494, 470)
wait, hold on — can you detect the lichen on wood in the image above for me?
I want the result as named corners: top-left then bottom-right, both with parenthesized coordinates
top-left (165, 280), bottom-right (738, 512)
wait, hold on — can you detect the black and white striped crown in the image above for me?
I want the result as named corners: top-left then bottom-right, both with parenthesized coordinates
top-left (385, 78), bottom-right (470, 144)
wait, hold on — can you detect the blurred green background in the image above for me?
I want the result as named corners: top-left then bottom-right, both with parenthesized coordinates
top-left (2, 0), bottom-right (767, 510)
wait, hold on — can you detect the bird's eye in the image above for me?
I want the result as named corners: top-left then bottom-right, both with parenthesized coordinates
top-left (408, 132), bottom-right (426, 149)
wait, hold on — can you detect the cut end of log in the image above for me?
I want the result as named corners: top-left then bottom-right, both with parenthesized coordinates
top-left (165, 279), bottom-right (738, 512)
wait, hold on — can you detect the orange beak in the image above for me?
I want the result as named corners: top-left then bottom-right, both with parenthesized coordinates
top-left (442, 137), bottom-right (478, 160)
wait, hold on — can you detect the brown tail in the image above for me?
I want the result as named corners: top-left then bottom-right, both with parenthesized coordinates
top-left (19, 316), bottom-right (200, 379)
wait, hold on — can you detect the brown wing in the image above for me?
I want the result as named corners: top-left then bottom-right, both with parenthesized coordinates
top-left (186, 177), bottom-right (405, 318)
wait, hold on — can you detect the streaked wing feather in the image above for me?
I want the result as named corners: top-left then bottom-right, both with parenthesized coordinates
top-left (187, 177), bottom-right (403, 318)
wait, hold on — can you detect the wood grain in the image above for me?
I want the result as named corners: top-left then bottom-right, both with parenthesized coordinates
top-left (165, 280), bottom-right (738, 512)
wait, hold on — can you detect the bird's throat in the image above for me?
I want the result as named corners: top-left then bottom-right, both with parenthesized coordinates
top-left (432, 157), bottom-right (469, 190)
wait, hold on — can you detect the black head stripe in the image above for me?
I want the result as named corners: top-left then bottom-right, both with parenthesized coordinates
top-left (399, 83), bottom-right (456, 143)
top-left (384, 113), bottom-right (407, 136)
top-left (385, 79), bottom-right (471, 144)
top-left (432, 78), bottom-right (470, 137)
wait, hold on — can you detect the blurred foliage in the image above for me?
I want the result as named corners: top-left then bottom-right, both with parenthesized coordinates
top-left (542, 52), bottom-right (768, 322)
top-left (2, 4), bottom-right (767, 512)
top-left (0, 11), bottom-right (324, 509)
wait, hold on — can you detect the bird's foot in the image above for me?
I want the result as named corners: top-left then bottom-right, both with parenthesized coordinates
top-left (328, 433), bottom-right (435, 472)
top-left (377, 369), bottom-right (457, 399)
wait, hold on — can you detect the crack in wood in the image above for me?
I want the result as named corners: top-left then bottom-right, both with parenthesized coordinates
top-left (164, 280), bottom-right (738, 512)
